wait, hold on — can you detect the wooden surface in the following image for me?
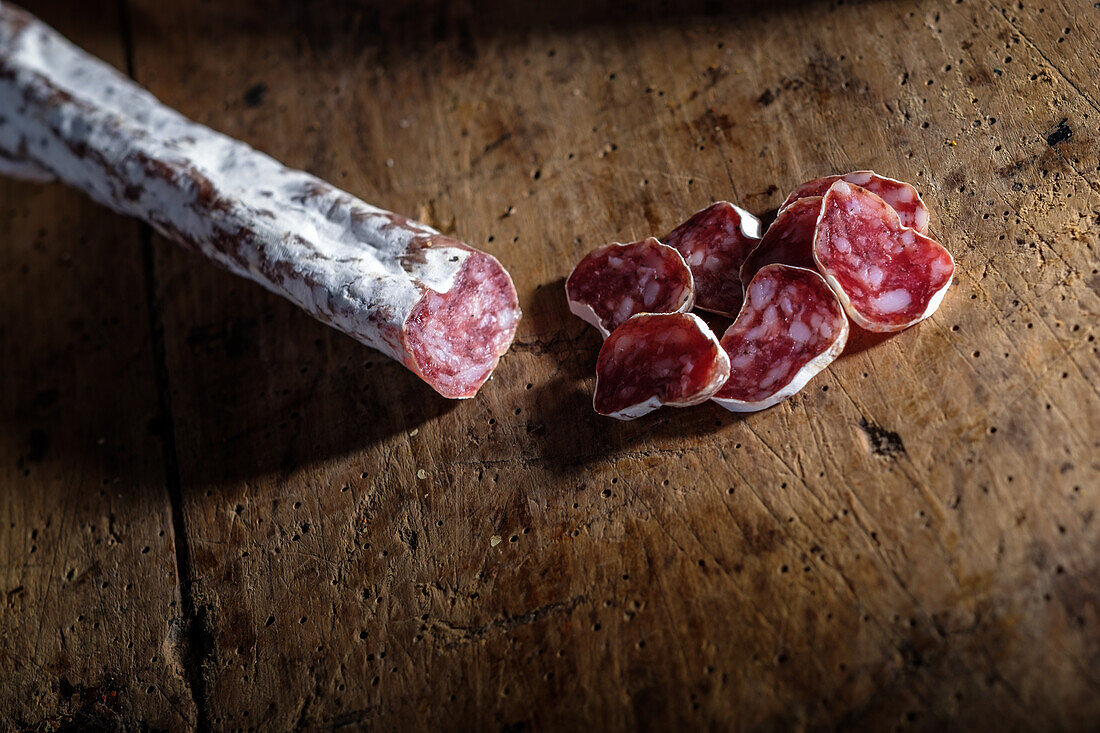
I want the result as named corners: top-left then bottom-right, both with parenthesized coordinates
top-left (2, 0), bottom-right (1098, 730)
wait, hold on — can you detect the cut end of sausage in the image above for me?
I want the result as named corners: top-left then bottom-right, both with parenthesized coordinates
top-left (780, 171), bottom-right (930, 234)
top-left (813, 180), bottom-right (954, 333)
top-left (594, 312), bottom-right (730, 420)
top-left (405, 248), bottom-right (521, 399)
top-left (565, 237), bottom-right (694, 337)
top-left (663, 201), bottom-right (761, 317)
top-left (713, 264), bottom-right (848, 413)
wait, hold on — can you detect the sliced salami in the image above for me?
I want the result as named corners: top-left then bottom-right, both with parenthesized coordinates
top-left (713, 265), bottom-right (848, 413)
top-left (663, 201), bottom-right (761, 317)
top-left (0, 5), bottom-right (520, 399)
top-left (594, 313), bottom-right (730, 420)
top-left (813, 181), bottom-right (954, 333)
top-left (780, 171), bottom-right (930, 233)
top-left (739, 196), bottom-right (821, 288)
top-left (565, 237), bottom-right (694, 338)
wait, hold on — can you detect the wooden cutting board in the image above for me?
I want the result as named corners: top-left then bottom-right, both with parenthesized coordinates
top-left (2, 0), bottom-right (1097, 729)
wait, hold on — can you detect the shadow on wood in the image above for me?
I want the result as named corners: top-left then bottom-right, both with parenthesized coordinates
top-left (126, 0), bottom-right (885, 60)
top-left (0, 184), bottom-right (165, 489)
top-left (840, 323), bottom-right (896, 357)
top-left (152, 241), bottom-right (460, 488)
top-left (0, 193), bottom-right (457, 489)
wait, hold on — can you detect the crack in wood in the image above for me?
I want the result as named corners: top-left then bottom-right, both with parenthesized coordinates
top-left (119, 1), bottom-right (210, 728)
top-left (433, 595), bottom-right (587, 647)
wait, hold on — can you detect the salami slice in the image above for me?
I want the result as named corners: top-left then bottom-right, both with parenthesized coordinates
top-left (780, 171), bottom-right (930, 233)
top-left (813, 181), bottom-right (954, 333)
top-left (663, 201), bottom-right (761, 317)
top-left (713, 265), bottom-right (848, 412)
top-left (0, 5), bottom-right (520, 399)
top-left (739, 196), bottom-right (821, 288)
top-left (565, 237), bottom-right (694, 338)
top-left (594, 313), bottom-right (730, 420)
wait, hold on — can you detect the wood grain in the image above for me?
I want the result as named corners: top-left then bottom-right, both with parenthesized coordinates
top-left (0, 2), bottom-right (196, 729)
top-left (3, 0), bottom-right (1098, 730)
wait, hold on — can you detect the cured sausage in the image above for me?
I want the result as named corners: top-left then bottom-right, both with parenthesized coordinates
top-left (0, 147), bottom-right (54, 182)
top-left (663, 201), bottom-right (761, 317)
top-left (594, 313), bottom-right (730, 420)
top-left (0, 4), bottom-right (520, 399)
top-left (712, 265), bottom-right (848, 413)
top-left (813, 181), bottom-right (954, 333)
top-left (739, 196), bottom-right (821, 288)
top-left (780, 171), bottom-right (930, 233)
top-left (565, 237), bottom-right (694, 338)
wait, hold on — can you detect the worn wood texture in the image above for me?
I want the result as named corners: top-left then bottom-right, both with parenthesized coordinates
top-left (3, 0), bottom-right (1098, 730)
top-left (0, 2), bottom-right (197, 730)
